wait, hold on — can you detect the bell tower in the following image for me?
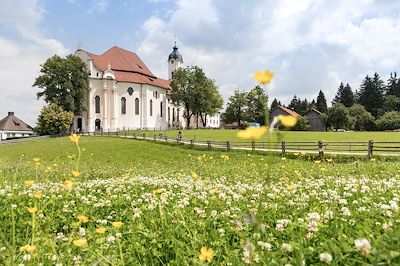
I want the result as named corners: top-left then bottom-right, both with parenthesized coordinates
top-left (168, 41), bottom-right (183, 80)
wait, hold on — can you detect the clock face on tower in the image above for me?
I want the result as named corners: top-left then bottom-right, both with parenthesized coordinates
top-left (170, 59), bottom-right (175, 64)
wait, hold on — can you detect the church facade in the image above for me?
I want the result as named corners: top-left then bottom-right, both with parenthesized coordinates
top-left (74, 45), bottom-right (220, 132)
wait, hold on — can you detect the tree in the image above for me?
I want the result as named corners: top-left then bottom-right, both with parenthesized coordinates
top-left (380, 95), bottom-right (400, 115)
top-left (288, 95), bottom-right (302, 113)
top-left (316, 90), bottom-right (328, 113)
top-left (34, 54), bottom-right (88, 116)
top-left (333, 83), bottom-right (355, 107)
top-left (222, 90), bottom-right (248, 128)
top-left (35, 103), bottom-right (74, 135)
top-left (270, 98), bottom-right (279, 111)
top-left (327, 103), bottom-right (350, 130)
top-left (348, 104), bottom-right (375, 131)
top-left (246, 86), bottom-right (268, 125)
top-left (293, 115), bottom-right (310, 131)
top-left (357, 73), bottom-right (384, 117)
top-left (170, 66), bottom-right (221, 128)
top-left (376, 111), bottom-right (400, 130)
top-left (386, 72), bottom-right (400, 97)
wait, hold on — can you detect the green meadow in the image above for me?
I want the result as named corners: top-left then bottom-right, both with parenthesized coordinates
top-left (0, 136), bottom-right (399, 265)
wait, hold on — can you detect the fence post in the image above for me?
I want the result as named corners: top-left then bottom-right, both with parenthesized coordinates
top-left (143, 133), bottom-right (146, 140)
top-left (207, 140), bottom-right (211, 150)
top-left (318, 140), bottom-right (324, 157)
top-left (252, 141), bottom-right (255, 152)
top-left (125, 131), bottom-right (127, 137)
top-left (226, 141), bottom-right (230, 152)
top-left (133, 133), bottom-right (136, 139)
top-left (154, 134), bottom-right (156, 141)
top-left (368, 140), bottom-right (374, 158)
top-left (281, 141), bottom-right (286, 155)
top-left (190, 139), bottom-right (194, 148)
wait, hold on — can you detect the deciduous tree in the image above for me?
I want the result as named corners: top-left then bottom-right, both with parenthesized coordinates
top-left (35, 103), bottom-right (74, 135)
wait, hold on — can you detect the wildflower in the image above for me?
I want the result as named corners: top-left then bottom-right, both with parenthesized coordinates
top-left (199, 247), bottom-right (214, 263)
top-left (287, 183), bottom-right (297, 191)
top-left (282, 243), bottom-right (292, 252)
top-left (191, 172), bottom-right (198, 179)
top-left (77, 215), bottom-right (89, 223)
top-left (112, 221), bottom-right (124, 229)
top-left (354, 238), bottom-right (371, 256)
top-left (73, 239), bottom-right (87, 248)
top-left (69, 134), bottom-right (80, 143)
top-left (237, 126), bottom-right (267, 141)
top-left (257, 241), bottom-right (272, 251)
top-left (242, 241), bottom-right (260, 264)
top-left (63, 180), bottom-right (74, 188)
top-left (319, 252), bottom-right (333, 264)
top-left (71, 171), bottom-right (81, 177)
top-left (20, 244), bottom-right (36, 253)
top-left (32, 157), bottom-right (40, 162)
top-left (254, 70), bottom-right (274, 85)
top-left (27, 207), bottom-right (38, 214)
top-left (153, 188), bottom-right (165, 194)
top-left (95, 227), bottom-right (106, 234)
top-left (269, 115), bottom-right (297, 133)
top-left (24, 180), bottom-right (34, 186)
top-left (33, 191), bottom-right (42, 199)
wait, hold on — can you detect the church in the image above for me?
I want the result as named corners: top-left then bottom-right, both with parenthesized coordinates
top-left (74, 44), bottom-right (220, 132)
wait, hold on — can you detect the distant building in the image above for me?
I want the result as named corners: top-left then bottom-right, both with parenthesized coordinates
top-left (303, 108), bottom-right (326, 131)
top-left (269, 106), bottom-right (299, 127)
top-left (0, 112), bottom-right (34, 140)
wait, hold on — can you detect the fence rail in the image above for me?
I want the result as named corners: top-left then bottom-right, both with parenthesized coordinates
top-left (72, 131), bottom-right (400, 157)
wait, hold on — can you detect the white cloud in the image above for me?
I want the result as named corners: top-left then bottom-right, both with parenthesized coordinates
top-left (0, 0), bottom-right (68, 126)
top-left (88, 0), bottom-right (108, 14)
top-left (137, 0), bottom-right (400, 109)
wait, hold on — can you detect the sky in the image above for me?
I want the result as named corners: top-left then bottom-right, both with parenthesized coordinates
top-left (1, 0), bottom-right (400, 126)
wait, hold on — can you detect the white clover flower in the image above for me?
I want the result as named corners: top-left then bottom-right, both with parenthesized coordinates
top-left (282, 243), bottom-right (292, 252)
top-left (23, 254), bottom-right (31, 261)
top-left (354, 238), bottom-right (372, 256)
top-left (257, 241), bottom-right (272, 251)
top-left (79, 227), bottom-right (86, 237)
top-left (341, 207), bottom-right (351, 216)
top-left (319, 252), bottom-right (333, 264)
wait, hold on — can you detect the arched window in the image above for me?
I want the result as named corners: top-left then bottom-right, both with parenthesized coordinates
top-left (177, 108), bottom-right (180, 122)
top-left (150, 99), bottom-right (153, 116)
top-left (95, 96), bottom-right (100, 114)
top-left (135, 98), bottom-right (139, 115)
top-left (95, 119), bottom-right (101, 131)
top-left (172, 108), bottom-right (175, 121)
top-left (127, 87), bottom-right (133, 96)
top-left (160, 102), bottom-right (163, 117)
top-left (168, 107), bottom-right (170, 121)
top-left (121, 97), bottom-right (126, 114)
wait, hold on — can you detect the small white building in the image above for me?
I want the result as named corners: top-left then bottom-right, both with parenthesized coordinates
top-left (74, 44), bottom-right (220, 132)
top-left (0, 112), bottom-right (34, 140)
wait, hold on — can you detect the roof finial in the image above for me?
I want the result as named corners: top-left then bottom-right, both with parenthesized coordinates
top-left (76, 38), bottom-right (83, 50)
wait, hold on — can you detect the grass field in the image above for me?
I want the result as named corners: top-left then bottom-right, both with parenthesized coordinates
top-left (125, 129), bottom-right (400, 143)
top-left (0, 136), bottom-right (400, 264)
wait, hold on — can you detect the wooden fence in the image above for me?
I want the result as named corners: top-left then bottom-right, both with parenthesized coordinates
top-left (75, 131), bottom-right (400, 158)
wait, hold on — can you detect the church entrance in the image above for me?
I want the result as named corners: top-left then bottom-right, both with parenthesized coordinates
top-left (95, 119), bottom-right (101, 131)
top-left (77, 118), bottom-right (82, 132)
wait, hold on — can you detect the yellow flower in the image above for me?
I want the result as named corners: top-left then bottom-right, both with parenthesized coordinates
top-left (27, 207), bottom-right (38, 214)
top-left (69, 134), bottom-right (80, 143)
top-left (95, 227), bottom-right (106, 234)
top-left (71, 171), bottom-right (81, 177)
top-left (77, 215), bottom-right (89, 223)
top-left (314, 160), bottom-right (321, 164)
top-left (191, 172), bottom-right (198, 179)
top-left (24, 179), bottom-right (34, 186)
top-left (20, 244), bottom-right (36, 253)
top-left (278, 115), bottom-right (297, 128)
top-left (73, 239), bottom-right (87, 248)
top-left (153, 188), bottom-right (165, 194)
top-left (32, 157), bottom-right (40, 162)
top-left (112, 221), bottom-right (124, 229)
top-left (254, 70), bottom-right (274, 85)
top-left (63, 179), bottom-right (74, 188)
top-left (287, 183), bottom-right (297, 191)
top-left (199, 247), bottom-right (214, 263)
top-left (33, 191), bottom-right (42, 199)
top-left (237, 126), bottom-right (268, 141)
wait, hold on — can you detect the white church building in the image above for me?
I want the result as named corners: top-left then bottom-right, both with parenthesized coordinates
top-left (74, 44), bottom-right (220, 132)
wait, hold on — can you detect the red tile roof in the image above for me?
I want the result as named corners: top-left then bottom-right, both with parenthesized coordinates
top-left (86, 46), bottom-right (171, 90)
top-left (278, 106), bottom-right (299, 117)
top-left (0, 112), bottom-right (33, 131)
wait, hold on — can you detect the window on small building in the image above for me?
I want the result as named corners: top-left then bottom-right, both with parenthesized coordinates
top-left (121, 97), bottom-right (126, 114)
top-left (160, 102), bottom-right (163, 117)
top-left (135, 98), bottom-right (140, 115)
top-left (150, 99), bottom-right (153, 116)
top-left (95, 95), bottom-right (100, 113)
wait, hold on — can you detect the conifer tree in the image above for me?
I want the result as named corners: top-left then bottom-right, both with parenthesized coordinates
top-left (332, 83), bottom-right (355, 107)
top-left (270, 98), bottom-right (279, 111)
top-left (386, 72), bottom-right (400, 97)
top-left (357, 73), bottom-right (384, 117)
top-left (316, 90), bottom-right (328, 113)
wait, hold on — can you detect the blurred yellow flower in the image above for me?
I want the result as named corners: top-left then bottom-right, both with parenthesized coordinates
top-left (153, 188), bottom-right (165, 194)
top-left (20, 244), bottom-right (36, 253)
top-left (254, 70), bottom-right (274, 85)
top-left (112, 221), bottom-right (124, 229)
top-left (32, 157), bottom-right (40, 162)
top-left (69, 134), bottom-right (80, 143)
top-left (71, 171), bottom-right (81, 177)
top-left (63, 179), bottom-right (74, 188)
top-left (199, 247), bottom-right (214, 263)
top-left (287, 184), bottom-right (297, 191)
top-left (73, 239), bottom-right (87, 248)
top-left (27, 207), bottom-right (38, 214)
top-left (77, 215), bottom-right (89, 223)
top-left (33, 191), bottom-right (42, 199)
top-left (278, 115), bottom-right (297, 128)
top-left (237, 126), bottom-right (267, 141)
top-left (24, 179), bottom-right (34, 186)
top-left (191, 172), bottom-right (198, 179)
top-left (95, 227), bottom-right (106, 234)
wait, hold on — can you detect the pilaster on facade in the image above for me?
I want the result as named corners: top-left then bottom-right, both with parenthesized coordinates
top-left (102, 84), bottom-right (109, 131)
top-left (110, 85), bottom-right (117, 131)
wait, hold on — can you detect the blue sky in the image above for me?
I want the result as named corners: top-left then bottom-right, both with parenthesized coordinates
top-left (1, 0), bottom-right (400, 125)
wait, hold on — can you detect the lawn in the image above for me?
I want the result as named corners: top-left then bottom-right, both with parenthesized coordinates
top-left (0, 136), bottom-right (399, 265)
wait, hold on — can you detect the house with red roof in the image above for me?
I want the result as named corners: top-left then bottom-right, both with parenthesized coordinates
top-left (269, 106), bottom-right (299, 128)
top-left (74, 44), bottom-right (203, 131)
top-left (0, 112), bottom-right (34, 140)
